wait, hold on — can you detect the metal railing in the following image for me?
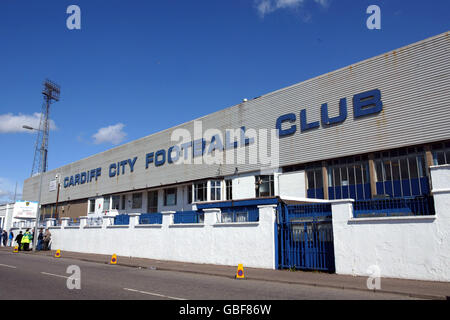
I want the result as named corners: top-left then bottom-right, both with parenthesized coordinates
top-left (287, 203), bottom-right (331, 218)
top-left (353, 196), bottom-right (435, 218)
top-left (67, 218), bottom-right (80, 227)
top-left (173, 211), bottom-right (204, 224)
top-left (87, 217), bottom-right (103, 227)
top-left (139, 213), bottom-right (163, 225)
top-left (114, 214), bottom-right (130, 225)
top-left (219, 207), bottom-right (259, 223)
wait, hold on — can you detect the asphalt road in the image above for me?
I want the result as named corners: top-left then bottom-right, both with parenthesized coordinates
top-left (0, 250), bottom-right (418, 300)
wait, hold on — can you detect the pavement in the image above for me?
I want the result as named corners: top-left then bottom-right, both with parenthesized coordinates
top-left (1, 246), bottom-right (449, 300)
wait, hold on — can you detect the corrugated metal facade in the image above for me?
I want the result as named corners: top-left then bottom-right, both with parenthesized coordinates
top-left (23, 31), bottom-right (450, 205)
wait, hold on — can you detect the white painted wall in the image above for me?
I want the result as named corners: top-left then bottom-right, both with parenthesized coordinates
top-left (22, 205), bottom-right (277, 269)
top-left (232, 175), bottom-right (256, 200)
top-left (278, 171), bottom-right (306, 198)
top-left (331, 165), bottom-right (450, 282)
top-left (1, 203), bottom-right (30, 232)
top-left (0, 204), bottom-right (7, 229)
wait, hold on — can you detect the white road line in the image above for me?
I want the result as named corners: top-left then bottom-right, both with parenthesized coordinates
top-left (41, 272), bottom-right (69, 279)
top-left (124, 288), bottom-right (186, 300)
top-left (0, 264), bottom-right (17, 269)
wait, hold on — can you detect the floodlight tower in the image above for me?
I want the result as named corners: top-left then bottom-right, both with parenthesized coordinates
top-left (30, 79), bottom-right (60, 177)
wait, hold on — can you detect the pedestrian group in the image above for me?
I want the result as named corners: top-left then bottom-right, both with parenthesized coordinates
top-left (0, 227), bottom-right (51, 251)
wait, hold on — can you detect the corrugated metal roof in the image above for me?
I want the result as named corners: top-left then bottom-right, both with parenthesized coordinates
top-left (23, 31), bottom-right (450, 204)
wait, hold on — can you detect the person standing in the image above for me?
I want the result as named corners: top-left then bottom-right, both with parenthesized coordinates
top-left (37, 229), bottom-right (44, 251)
top-left (8, 230), bottom-right (14, 247)
top-left (1, 230), bottom-right (7, 247)
top-left (21, 229), bottom-right (31, 251)
top-left (15, 231), bottom-right (23, 251)
top-left (43, 229), bottom-right (51, 251)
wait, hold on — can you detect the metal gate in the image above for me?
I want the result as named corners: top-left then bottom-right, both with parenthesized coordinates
top-left (278, 203), bottom-right (335, 272)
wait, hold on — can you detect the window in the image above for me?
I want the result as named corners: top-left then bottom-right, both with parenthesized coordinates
top-left (187, 185), bottom-right (192, 204)
top-left (374, 147), bottom-right (428, 198)
top-left (255, 175), bottom-right (274, 197)
top-left (147, 191), bottom-right (158, 213)
top-left (306, 165), bottom-right (324, 199)
top-left (132, 193), bottom-right (142, 209)
top-left (112, 195), bottom-right (120, 210)
top-left (103, 196), bottom-right (110, 212)
top-left (432, 141), bottom-right (450, 165)
top-left (210, 180), bottom-right (222, 201)
top-left (327, 156), bottom-right (370, 200)
top-left (164, 188), bottom-right (177, 206)
top-left (121, 195), bottom-right (126, 210)
top-left (43, 205), bottom-right (55, 219)
top-left (88, 199), bottom-right (95, 213)
top-left (226, 180), bottom-right (233, 200)
top-left (194, 182), bottom-right (207, 202)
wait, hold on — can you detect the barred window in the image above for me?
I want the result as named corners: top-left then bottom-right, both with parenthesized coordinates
top-left (432, 141), bottom-right (450, 165)
top-left (306, 165), bottom-right (324, 199)
top-left (327, 156), bottom-right (370, 200)
top-left (374, 146), bottom-right (428, 198)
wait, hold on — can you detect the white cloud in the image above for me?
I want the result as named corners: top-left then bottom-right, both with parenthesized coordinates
top-left (314, 0), bottom-right (330, 8)
top-left (255, 0), bottom-right (330, 17)
top-left (92, 123), bottom-right (127, 145)
top-left (0, 112), bottom-right (57, 134)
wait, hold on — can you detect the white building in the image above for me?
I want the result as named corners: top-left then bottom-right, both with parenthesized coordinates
top-left (17, 31), bottom-right (450, 282)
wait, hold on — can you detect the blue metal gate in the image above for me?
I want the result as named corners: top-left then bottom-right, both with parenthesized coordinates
top-left (278, 203), bottom-right (335, 272)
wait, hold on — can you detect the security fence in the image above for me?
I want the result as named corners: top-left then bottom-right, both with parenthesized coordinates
top-left (173, 211), bottom-right (204, 224)
top-left (219, 206), bottom-right (259, 223)
top-left (87, 217), bottom-right (103, 227)
top-left (353, 196), bottom-right (435, 218)
top-left (114, 214), bottom-right (130, 225)
top-left (139, 213), bottom-right (163, 225)
top-left (67, 218), bottom-right (80, 227)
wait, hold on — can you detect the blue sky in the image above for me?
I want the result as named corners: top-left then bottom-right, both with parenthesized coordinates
top-left (0, 0), bottom-right (449, 202)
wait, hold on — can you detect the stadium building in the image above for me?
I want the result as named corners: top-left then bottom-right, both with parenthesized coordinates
top-left (21, 31), bottom-right (450, 221)
top-left (12, 31), bottom-right (450, 282)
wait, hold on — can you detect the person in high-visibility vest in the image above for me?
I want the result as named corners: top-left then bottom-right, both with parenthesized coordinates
top-left (21, 229), bottom-right (32, 251)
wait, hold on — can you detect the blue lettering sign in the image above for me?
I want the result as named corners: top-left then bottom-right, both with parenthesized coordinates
top-left (276, 89), bottom-right (383, 137)
top-left (128, 157), bottom-right (137, 172)
top-left (80, 172), bottom-right (87, 184)
top-left (155, 149), bottom-right (166, 166)
top-left (300, 109), bottom-right (320, 132)
top-left (321, 98), bottom-right (347, 126)
top-left (146, 152), bottom-right (154, 169)
top-left (353, 89), bottom-right (383, 118)
top-left (168, 146), bottom-right (180, 163)
top-left (276, 113), bottom-right (297, 137)
top-left (109, 163), bottom-right (116, 177)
